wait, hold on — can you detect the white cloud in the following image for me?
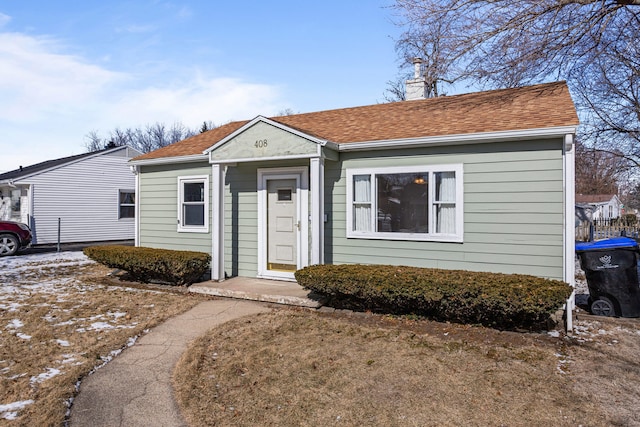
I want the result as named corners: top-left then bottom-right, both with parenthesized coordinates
top-left (0, 33), bottom-right (127, 122)
top-left (0, 31), bottom-right (285, 172)
top-left (0, 13), bottom-right (10, 28)
top-left (106, 75), bottom-right (282, 129)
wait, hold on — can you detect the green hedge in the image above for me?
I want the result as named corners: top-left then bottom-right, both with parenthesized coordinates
top-left (84, 245), bottom-right (211, 286)
top-left (295, 264), bottom-right (572, 330)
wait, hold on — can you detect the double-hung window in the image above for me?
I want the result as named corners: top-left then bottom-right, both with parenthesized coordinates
top-left (178, 175), bottom-right (209, 232)
top-left (346, 164), bottom-right (463, 242)
top-left (118, 190), bottom-right (135, 219)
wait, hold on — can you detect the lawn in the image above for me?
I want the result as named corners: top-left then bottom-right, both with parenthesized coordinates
top-left (174, 309), bottom-right (640, 427)
top-left (2, 252), bottom-right (640, 427)
top-left (0, 251), bottom-right (200, 425)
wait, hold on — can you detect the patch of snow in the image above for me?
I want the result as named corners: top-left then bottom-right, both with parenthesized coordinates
top-left (0, 302), bottom-right (22, 311)
top-left (16, 333), bottom-right (31, 340)
top-left (7, 319), bottom-right (24, 329)
top-left (30, 367), bottom-right (62, 384)
top-left (89, 322), bottom-right (113, 331)
top-left (60, 354), bottom-right (77, 364)
top-left (56, 320), bottom-right (78, 327)
top-left (2, 411), bottom-right (17, 420)
top-left (0, 399), bottom-right (34, 420)
top-left (56, 339), bottom-right (70, 347)
top-left (8, 373), bottom-right (26, 380)
top-left (108, 311), bottom-right (127, 319)
top-left (547, 330), bottom-right (560, 338)
top-left (116, 324), bottom-right (137, 329)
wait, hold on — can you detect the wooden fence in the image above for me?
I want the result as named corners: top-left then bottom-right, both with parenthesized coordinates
top-left (576, 218), bottom-right (640, 242)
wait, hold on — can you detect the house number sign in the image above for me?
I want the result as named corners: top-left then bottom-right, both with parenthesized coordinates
top-left (254, 139), bottom-right (268, 148)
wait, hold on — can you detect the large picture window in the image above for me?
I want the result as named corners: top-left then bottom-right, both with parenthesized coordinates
top-left (178, 175), bottom-right (209, 232)
top-left (346, 164), bottom-right (463, 242)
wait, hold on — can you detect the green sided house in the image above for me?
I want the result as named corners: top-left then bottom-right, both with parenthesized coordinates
top-left (129, 81), bottom-right (578, 299)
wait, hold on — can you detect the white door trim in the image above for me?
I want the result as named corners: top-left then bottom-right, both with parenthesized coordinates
top-left (257, 167), bottom-right (309, 280)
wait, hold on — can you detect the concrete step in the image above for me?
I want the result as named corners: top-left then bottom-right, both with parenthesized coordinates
top-left (189, 277), bottom-right (325, 308)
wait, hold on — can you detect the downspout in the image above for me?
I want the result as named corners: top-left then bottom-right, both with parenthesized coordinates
top-left (563, 133), bottom-right (576, 333)
top-left (130, 165), bottom-right (139, 247)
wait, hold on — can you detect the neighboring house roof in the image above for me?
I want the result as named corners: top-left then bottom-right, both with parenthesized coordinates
top-left (0, 146), bottom-right (141, 183)
top-left (133, 81), bottom-right (578, 162)
top-left (575, 194), bottom-right (619, 204)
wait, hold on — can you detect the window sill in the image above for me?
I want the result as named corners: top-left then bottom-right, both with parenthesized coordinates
top-left (177, 227), bottom-right (210, 234)
top-left (347, 233), bottom-right (463, 243)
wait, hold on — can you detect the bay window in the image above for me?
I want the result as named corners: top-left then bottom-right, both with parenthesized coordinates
top-left (346, 164), bottom-right (463, 242)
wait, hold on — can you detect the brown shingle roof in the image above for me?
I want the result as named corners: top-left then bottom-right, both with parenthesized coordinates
top-left (133, 81), bottom-right (578, 162)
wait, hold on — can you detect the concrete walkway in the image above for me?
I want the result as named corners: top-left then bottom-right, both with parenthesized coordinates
top-left (69, 299), bottom-right (269, 427)
top-left (189, 276), bottom-right (325, 308)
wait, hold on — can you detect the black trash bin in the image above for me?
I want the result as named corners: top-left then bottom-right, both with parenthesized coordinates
top-left (576, 237), bottom-right (640, 317)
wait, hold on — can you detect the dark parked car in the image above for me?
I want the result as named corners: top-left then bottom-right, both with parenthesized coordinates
top-left (0, 220), bottom-right (32, 256)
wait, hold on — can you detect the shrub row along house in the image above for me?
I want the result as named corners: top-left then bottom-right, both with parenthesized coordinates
top-left (130, 81), bottom-right (579, 300)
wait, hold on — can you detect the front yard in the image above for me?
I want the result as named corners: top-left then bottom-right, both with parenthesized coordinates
top-left (2, 252), bottom-right (639, 426)
top-left (173, 309), bottom-right (640, 426)
top-left (0, 252), bottom-right (200, 425)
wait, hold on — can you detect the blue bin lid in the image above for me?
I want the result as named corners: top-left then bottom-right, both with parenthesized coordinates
top-left (575, 237), bottom-right (639, 252)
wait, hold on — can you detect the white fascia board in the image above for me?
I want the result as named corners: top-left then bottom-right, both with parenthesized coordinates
top-left (129, 154), bottom-right (209, 167)
top-left (203, 115), bottom-right (337, 155)
top-left (337, 126), bottom-right (577, 152)
top-left (210, 153), bottom-right (320, 165)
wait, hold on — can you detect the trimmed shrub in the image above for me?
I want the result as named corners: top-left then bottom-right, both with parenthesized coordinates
top-left (295, 264), bottom-right (572, 330)
top-left (84, 245), bottom-right (211, 286)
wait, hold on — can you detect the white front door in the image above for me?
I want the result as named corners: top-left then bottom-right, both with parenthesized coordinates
top-left (258, 168), bottom-right (308, 280)
top-left (267, 179), bottom-right (298, 273)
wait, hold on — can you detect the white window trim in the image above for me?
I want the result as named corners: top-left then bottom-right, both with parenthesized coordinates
top-left (118, 189), bottom-right (135, 220)
top-left (177, 175), bottom-right (210, 233)
top-left (346, 164), bottom-right (464, 242)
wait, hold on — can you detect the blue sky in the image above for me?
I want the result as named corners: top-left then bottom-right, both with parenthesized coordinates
top-left (0, 0), bottom-right (403, 172)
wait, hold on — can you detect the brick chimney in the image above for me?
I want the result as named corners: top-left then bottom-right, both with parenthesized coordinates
top-left (405, 58), bottom-right (427, 100)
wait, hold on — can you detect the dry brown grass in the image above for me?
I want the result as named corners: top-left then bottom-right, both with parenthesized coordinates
top-left (174, 309), bottom-right (640, 427)
top-left (0, 252), bottom-right (200, 426)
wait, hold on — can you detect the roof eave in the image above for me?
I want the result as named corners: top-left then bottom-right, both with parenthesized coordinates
top-left (337, 126), bottom-right (578, 151)
top-left (0, 145), bottom-right (138, 182)
top-left (129, 153), bottom-right (209, 166)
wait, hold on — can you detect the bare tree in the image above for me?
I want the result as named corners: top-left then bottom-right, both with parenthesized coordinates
top-left (84, 121), bottom-right (201, 154)
top-left (575, 140), bottom-right (629, 195)
top-left (391, 0), bottom-right (640, 173)
top-left (275, 108), bottom-right (297, 116)
top-left (383, 76), bottom-right (408, 102)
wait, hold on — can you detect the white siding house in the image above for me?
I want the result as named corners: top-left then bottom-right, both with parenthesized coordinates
top-left (0, 146), bottom-right (142, 245)
top-left (575, 194), bottom-right (623, 220)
